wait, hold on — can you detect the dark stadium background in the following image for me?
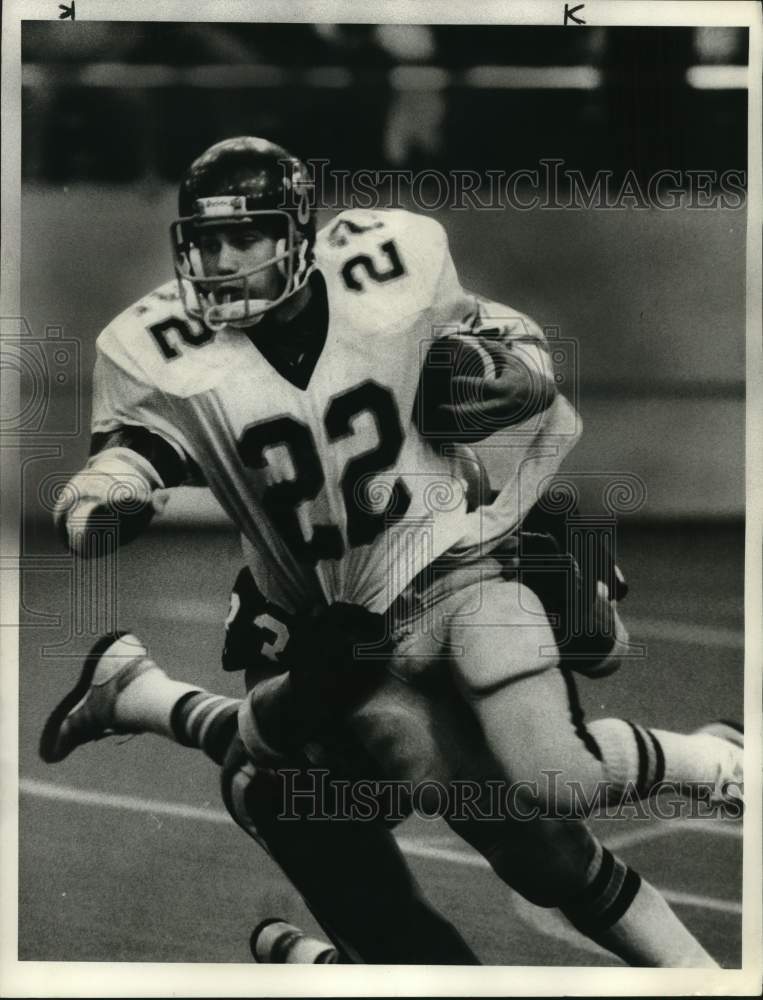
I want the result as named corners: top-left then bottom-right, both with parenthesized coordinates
top-left (17, 21), bottom-right (746, 967)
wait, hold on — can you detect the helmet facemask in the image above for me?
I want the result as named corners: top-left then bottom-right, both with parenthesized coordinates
top-left (170, 198), bottom-right (315, 331)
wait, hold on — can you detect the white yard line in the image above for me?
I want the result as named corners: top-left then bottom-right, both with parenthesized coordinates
top-left (19, 777), bottom-right (742, 919)
top-left (603, 817), bottom-right (744, 850)
top-left (21, 777), bottom-right (231, 825)
top-left (658, 890), bottom-right (742, 916)
top-left (625, 616), bottom-right (744, 651)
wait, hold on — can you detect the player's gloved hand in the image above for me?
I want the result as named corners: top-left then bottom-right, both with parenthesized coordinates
top-left (610, 563), bottom-right (629, 604)
top-left (414, 332), bottom-right (555, 443)
top-left (53, 449), bottom-right (164, 555)
top-left (496, 529), bottom-right (624, 678)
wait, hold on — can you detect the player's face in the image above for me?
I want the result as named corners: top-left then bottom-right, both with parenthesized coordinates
top-left (197, 224), bottom-right (284, 303)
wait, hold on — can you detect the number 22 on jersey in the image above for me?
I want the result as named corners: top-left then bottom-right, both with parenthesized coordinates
top-left (238, 380), bottom-right (412, 564)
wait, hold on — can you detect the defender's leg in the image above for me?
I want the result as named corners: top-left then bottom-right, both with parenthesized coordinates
top-left (221, 738), bottom-right (479, 964)
top-left (442, 575), bottom-right (742, 813)
top-left (41, 632), bottom-right (479, 966)
top-left (386, 574), bottom-right (726, 967)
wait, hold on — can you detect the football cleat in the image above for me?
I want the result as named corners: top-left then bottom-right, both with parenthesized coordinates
top-left (39, 632), bottom-right (157, 763)
top-left (697, 719), bottom-right (744, 747)
top-left (250, 918), bottom-right (338, 964)
top-left (693, 720), bottom-right (744, 808)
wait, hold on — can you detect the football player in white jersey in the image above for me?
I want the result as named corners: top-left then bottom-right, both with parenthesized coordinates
top-left (45, 137), bottom-right (742, 966)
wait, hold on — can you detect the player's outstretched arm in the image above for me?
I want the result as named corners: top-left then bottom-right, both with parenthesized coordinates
top-left (53, 428), bottom-right (179, 556)
top-left (58, 322), bottom-right (203, 556)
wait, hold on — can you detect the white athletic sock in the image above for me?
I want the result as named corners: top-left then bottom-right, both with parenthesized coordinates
top-left (113, 665), bottom-right (200, 740)
top-left (592, 877), bottom-right (718, 967)
top-left (561, 845), bottom-right (717, 967)
top-left (587, 718), bottom-right (740, 800)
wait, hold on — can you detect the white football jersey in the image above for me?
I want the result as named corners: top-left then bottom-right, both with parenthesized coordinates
top-left (92, 209), bottom-right (579, 613)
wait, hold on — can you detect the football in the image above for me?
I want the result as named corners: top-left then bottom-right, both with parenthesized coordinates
top-left (414, 332), bottom-right (513, 443)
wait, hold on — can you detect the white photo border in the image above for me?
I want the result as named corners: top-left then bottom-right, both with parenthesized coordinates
top-left (1, 1), bottom-right (760, 996)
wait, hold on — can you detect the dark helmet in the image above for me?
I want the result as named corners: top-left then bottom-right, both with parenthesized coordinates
top-left (170, 136), bottom-right (316, 330)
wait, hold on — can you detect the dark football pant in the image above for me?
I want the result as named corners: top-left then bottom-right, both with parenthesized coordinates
top-left (221, 738), bottom-right (480, 965)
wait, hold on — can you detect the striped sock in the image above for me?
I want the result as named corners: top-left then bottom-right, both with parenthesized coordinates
top-left (586, 718), bottom-right (667, 800)
top-left (562, 848), bottom-right (716, 966)
top-left (587, 718), bottom-right (739, 802)
top-left (170, 691), bottom-right (240, 765)
top-left (561, 842), bottom-right (642, 935)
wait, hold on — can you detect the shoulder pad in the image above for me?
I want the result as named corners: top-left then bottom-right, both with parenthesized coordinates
top-left (315, 209), bottom-right (451, 322)
top-left (96, 280), bottom-right (214, 386)
top-left (107, 280), bottom-right (183, 328)
top-left (318, 208), bottom-right (445, 252)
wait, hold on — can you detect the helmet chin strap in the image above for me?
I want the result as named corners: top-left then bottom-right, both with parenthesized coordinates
top-left (203, 241), bottom-right (316, 331)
